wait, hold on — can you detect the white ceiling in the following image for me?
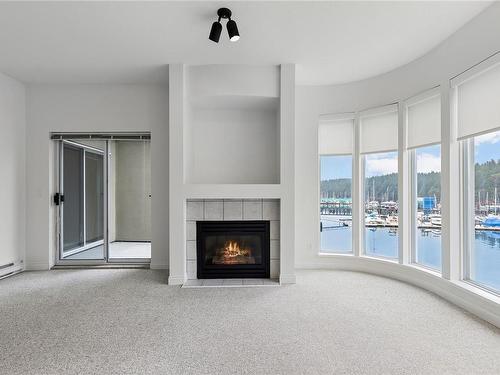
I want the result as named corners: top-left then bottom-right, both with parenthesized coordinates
top-left (0, 1), bottom-right (491, 85)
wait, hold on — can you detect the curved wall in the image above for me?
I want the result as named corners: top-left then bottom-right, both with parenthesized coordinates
top-left (295, 3), bottom-right (500, 326)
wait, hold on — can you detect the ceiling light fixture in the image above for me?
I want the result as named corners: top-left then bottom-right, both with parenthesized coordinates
top-left (209, 8), bottom-right (239, 43)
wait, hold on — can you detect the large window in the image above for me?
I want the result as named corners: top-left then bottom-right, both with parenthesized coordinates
top-left (455, 56), bottom-right (500, 292)
top-left (364, 151), bottom-right (399, 259)
top-left (320, 155), bottom-right (352, 253)
top-left (319, 116), bottom-right (354, 254)
top-left (464, 130), bottom-right (500, 292)
top-left (414, 145), bottom-right (441, 270)
top-left (407, 89), bottom-right (442, 271)
top-left (360, 106), bottom-right (399, 259)
top-left (314, 54), bottom-right (500, 302)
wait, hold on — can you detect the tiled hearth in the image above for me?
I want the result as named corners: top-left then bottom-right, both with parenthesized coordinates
top-left (182, 278), bottom-right (279, 288)
top-left (185, 199), bottom-right (280, 280)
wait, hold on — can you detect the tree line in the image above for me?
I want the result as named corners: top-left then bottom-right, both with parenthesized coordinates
top-left (321, 159), bottom-right (500, 202)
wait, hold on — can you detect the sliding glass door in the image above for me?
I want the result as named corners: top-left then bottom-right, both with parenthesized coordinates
top-left (56, 137), bottom-right (151, 264)
top-left (59, 141), bottom-right (106, 261)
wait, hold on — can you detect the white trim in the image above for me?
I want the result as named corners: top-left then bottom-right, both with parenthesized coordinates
top-left (461, 139), bottom-right (475, 283)
top-left (279, 274), bottom-right (296, 284)
top-left (318, 252), bottom-right (354, 258)
top-left (62, 240), bottom-right (104, 258)
top-left (440, 83), bottom-right (460, 281)
top-left (409, 148), bottom-right (418, 265)
top-left (353, 116), bottom-right (362, 257)
top-left (358, 103), bottom-right (398, 118)
top-left (63, 140), bottom-right (104, 155)
top-left (456, 125), bottom-right (500, 141)
top-left (149, 263), bottom-right (169, 270)
top-left (319, 153), bottom-right (354, 254)
top-left (360, 148), bottom-right (398, 155)
top-left (397, 101), bottom-right (410, 265)
top-left (450, 50), bottom-right (500, 88)
top-left (406, 140), bottom-right (441, 150)
top-left (318, 112), bottom-right (356, 123)
top-left (58, 141), bottom-right (107, 264)
top-left (405, 86), bottom-right (440, 107)
top-left (319, 152), bottom-right (354, 157)
top-left (25, 261), bottom-right (50, 271)
top-left (168, 275), bottom-right (186, 285)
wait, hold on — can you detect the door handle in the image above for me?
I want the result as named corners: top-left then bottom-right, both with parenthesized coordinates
top-left (54, 193), bottom-right (65, 205)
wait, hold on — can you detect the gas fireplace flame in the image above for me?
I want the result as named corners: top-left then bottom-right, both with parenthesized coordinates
top-left (211, 239), bottom-right (256, 265)
top-left (224, 240), bottom-right (251, 258)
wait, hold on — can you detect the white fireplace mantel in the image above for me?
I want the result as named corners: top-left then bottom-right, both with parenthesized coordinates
top-left (168, 63), bottom-right (296, 285)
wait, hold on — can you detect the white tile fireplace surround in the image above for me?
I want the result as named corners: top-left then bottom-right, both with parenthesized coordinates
top-left (186, 199), bottom-right (280, 280)
top-left (168, 64), bottom-right (295, 285)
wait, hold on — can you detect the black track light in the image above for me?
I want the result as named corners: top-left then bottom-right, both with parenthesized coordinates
top-left (209, 21), bottom-right (222, 43)
top-left (208, 8), bottom-right (240, 43)
top-left (226, 19), bottom-right (239, 42)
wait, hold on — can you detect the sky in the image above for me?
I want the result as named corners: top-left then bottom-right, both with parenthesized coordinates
top-left (475, 130), bottom-right (500, 163)
top-left (320, 129), bottom-right (500, 181)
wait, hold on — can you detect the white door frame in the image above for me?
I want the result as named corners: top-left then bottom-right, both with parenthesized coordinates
top-left (55, 138), bottom-right (151, 265)
top-left (56, 140), bottom-right (108, 265)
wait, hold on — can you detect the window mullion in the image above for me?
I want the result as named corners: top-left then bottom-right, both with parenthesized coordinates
top-left (353, 116), bottom-right (362, 257)
top-left (398, 102), bottom-right (410, 265)
top-left (441, 83), bottom-right (460, 281)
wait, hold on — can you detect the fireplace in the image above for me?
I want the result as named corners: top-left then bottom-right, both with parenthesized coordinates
top-left (197, 221), bottom-right (270, 279)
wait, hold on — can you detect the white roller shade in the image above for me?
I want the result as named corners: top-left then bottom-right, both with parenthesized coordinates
top-left (453, 54), bottom-right (500, 140)
top-left (318, 116), bottom-right (354, 155)
top-left (407, 90), bottom-right (441, 149)
top-left (360, 105), bottom-right (398, 154)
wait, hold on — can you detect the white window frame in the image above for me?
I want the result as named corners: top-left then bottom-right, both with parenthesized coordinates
top-left (409, 147), bottom-right (418, 265)
top-left (361, 150), bottom-right (400, 261)
top-left (461, 135), bottom-right (500, 296)
top-left (318, 113), bottom-right (355, 255)
top-left (461, 138), bottom-right (475, 284)
top-left (319, 154), bottom-right (355, 254)
top-left (409, 144), bottom-right (443, 272)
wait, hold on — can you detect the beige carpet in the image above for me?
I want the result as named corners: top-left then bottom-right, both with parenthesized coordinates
top-left (0, 269), bottom-right (499, 374)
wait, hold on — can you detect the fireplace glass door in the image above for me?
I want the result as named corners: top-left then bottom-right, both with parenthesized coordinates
top-left (204, 234), bottom-right (263, 266)
top-left (197, 221), bottom-right (270, 279)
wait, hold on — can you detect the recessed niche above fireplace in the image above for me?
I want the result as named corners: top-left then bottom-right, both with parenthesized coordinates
top-left (197, 221), bottom-right (270, 279)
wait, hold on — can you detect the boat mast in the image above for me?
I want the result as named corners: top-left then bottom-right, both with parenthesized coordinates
top-left (495, 187), bottom-right (498, 215)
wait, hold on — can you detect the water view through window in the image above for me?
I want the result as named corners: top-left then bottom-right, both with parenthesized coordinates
top-left (319, 133), bottom-right (500, 291)
top-left (320, 155), bottom-right (352, 253)
top-left (468, 130), bottom-right (500, 291)
top-left (364, 152), bottom-right (398, 258)
top-left (415, 145), bottom-right (442, 270)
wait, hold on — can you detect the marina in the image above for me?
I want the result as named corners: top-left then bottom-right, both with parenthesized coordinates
top-left (320, 198), bottom-right (500, 231)
top-left (320, 210), bottom-right (500, 291)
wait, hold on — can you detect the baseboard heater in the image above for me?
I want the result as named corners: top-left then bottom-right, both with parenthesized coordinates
top-left (0, 262), bottom-right (14, 270)
top-left (0, 262), bottom-right (22, 280)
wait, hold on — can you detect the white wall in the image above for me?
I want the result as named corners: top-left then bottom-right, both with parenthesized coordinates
top-left (294, 4), bottom-right (500, 326)
top-left (186, 107), bottom-right (279, 184)
top-left (114, 140), bottom-right (151, 241)
top-left (187, 65), bottom-right (279, 98)
top-left (168, 64), bottom-right (296, 285)
top-left (25, 84), bottom-right (169, 269)
top-left (0, 73), bottom-right (25, 276)
top-left (185, 65), bottom-right (281, 185)
top-left (295, 3), bottom-right (500, 268)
